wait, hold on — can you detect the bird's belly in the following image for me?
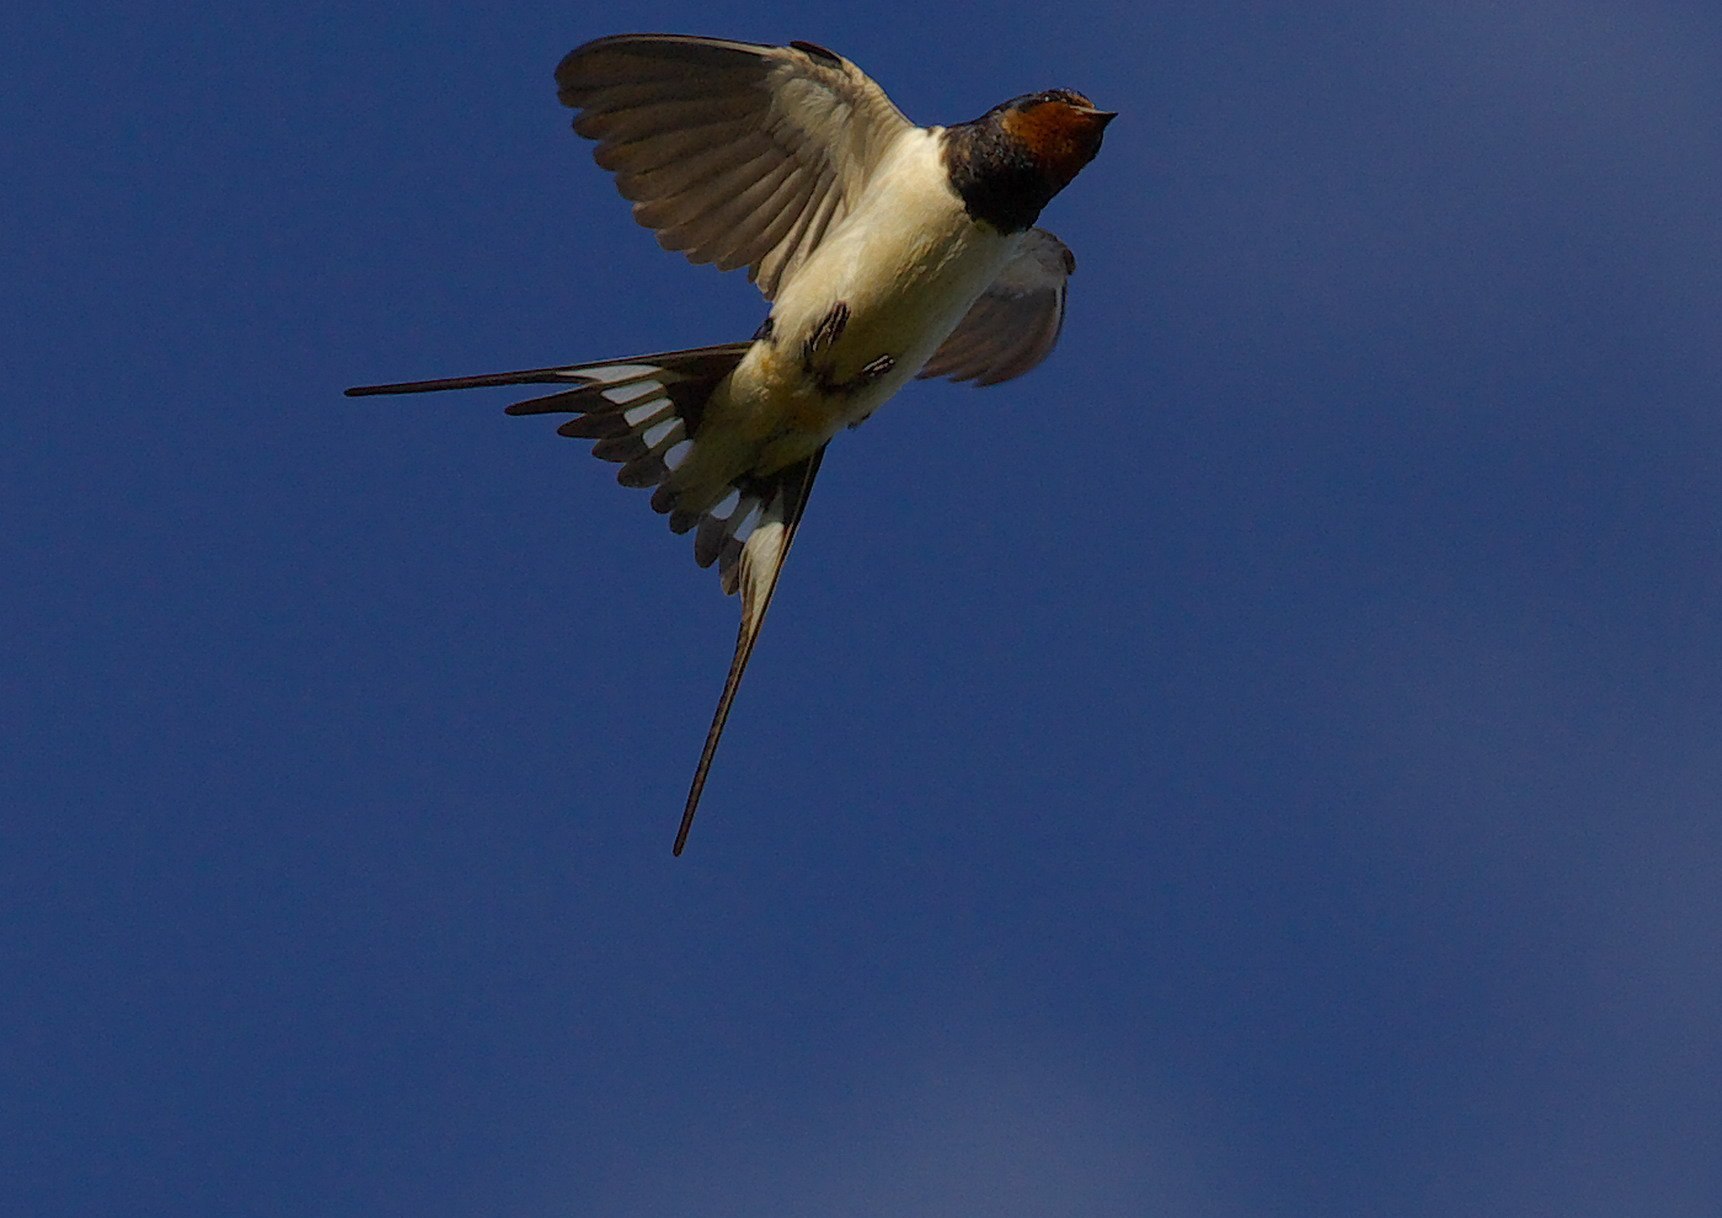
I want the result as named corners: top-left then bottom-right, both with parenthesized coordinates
top-left (763, 204), bottom-right (1014, 436)
top-left (701, 133), bottom-right (1017, 478)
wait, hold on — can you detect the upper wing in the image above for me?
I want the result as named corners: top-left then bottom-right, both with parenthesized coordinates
top-left (918, 228), bottom-right (1076, 386)
top-left (557, 34), bottom-right (915, 299)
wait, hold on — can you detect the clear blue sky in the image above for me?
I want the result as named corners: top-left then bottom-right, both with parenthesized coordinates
top-left (6, 3), bottom-right (1720, 1215)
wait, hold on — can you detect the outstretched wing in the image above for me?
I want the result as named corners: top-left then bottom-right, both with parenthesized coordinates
top-left (556, 34), bottom-right (914, 298)
top-left (918, 228), bottom-right (1075, 386)
top-left (675, 446), bottom-right (826, 855)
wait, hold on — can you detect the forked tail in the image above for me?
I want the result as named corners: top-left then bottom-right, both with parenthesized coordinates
top-left (348, 344), bottom-right (827, 854)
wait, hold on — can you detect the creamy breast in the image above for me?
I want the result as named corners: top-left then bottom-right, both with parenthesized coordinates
top-left (677, 129), bottom-right (1021, 496)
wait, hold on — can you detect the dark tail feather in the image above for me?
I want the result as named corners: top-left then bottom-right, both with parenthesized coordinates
top-left (344, 364), bottom-right (594, 395)
top-left (344, 344), bottom-right (749, 399)
top-left (673, 444), bottom-right (827, 856)
top-left (348, 344), bottom-right (750, 493)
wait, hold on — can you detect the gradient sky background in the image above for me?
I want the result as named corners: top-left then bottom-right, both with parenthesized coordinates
top-left (6, 2), bottom-right (1720, 1215)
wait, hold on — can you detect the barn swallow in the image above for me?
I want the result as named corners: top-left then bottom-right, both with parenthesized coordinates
top-left (348, 34), bottom-right (1111, 854)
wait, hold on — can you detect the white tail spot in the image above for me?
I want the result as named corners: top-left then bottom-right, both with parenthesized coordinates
top-left (622, 398), bottom-right (672, 427)
top-left (731, 499), bottom-right (762, 542)
top-left (601, 379), bottom-right (665, 405)
top-left (663, 439), bottom-right (694, 471)
top-left (579, 363), bottom-right (662, 384)
top-left (642, 417), bottom-right (681, 449)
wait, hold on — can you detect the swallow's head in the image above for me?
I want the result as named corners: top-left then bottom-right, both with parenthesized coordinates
top-left (946, 89), bottom-right (1114, 232)
top-left (996, 89), bottom-right (1115, 190)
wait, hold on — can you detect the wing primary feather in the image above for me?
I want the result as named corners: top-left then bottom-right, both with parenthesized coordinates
top-left (557, 33), bottom-right (913, 298)
top-left (917, 228), bottom-right (1075, 386)
top-left (673, 446), bottom-right (827, 856)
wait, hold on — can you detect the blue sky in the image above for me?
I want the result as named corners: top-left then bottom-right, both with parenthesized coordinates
top-left (5, 2), bottom-right (1720, 1215)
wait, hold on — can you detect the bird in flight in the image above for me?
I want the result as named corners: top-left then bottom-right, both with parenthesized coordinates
top-left (348, 34), bottom-right (1112, 854)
